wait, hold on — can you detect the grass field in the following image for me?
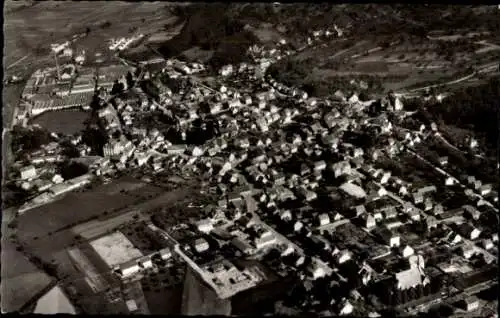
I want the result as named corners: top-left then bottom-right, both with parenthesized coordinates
top-left (10, 174), bottom-right (197, 313)
top-left (30, 110), bottom-right (90, 135)
top-left (16, 176), bottom-right (163, 245)
top-left (1, 238), bottom-right (54, 312)
top-left (15, 177), bottom-right (199, 300)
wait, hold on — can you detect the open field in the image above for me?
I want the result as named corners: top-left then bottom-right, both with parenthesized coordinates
top-left (2, 84), bottom-right (25, 128)
top-left (67, 247), bottom-right (107, 293)
top-left (16, 176), bottom-right (165, 244)
top-left (1, 200), bottom-right (54, 312)
top-left (16, 180), bottom-right (199, 277)
top-left (0, 238), bottom-right (54, 312)
top-left (1, 272), bottom-right (54, 313)
top-left (270, 24), bottom-right (499, 95)
top-left (30, 110), bottom-right (90, 135)
top-left (4, 2), bottom-right (177, 72)
top-left (9, 176), bottom-right (197, 312)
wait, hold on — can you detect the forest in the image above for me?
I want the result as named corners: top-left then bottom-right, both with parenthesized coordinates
top-left (426, 77), bottom-right (499, 153)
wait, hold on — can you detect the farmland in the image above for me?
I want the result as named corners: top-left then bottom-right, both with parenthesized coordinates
top-left (4, 2), bottom-right (174, 66)
top-left (1, 238), bottom-right (54, 312)
top-left (15, 176), bottom-right (171, 246)
top-left (6, 173), bottom-right (200, 313)
top-left (266, 5), bottom-right (499, 96)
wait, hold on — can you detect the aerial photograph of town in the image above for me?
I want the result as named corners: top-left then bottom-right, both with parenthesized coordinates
top-left (1, 2), bottom-right (499, 316)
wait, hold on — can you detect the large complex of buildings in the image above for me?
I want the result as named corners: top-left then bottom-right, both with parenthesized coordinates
top-left (8, 24), bottom-right (498, 317)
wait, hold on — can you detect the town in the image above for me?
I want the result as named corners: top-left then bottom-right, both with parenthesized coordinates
top-left (2, 3), bottom-right (499, 317)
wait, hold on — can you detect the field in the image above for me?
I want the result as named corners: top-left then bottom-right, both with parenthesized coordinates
top-left (1, 198), bottom-right (54, 312)
top-left (8, 174), bottom-right (199, 313)
top-left (30, 110), bottom-right (90, 135)
top-left (12, 176), bottom-right (200, 312)
top-left (33, 285), bottom-right (76, 314)
top-left (0, 238), bottom-right (54, 312)
top-left (270, 22), bottom-right (500, 96)
top-left (15, 176), bottom-right (166, 246)
top-left (4, 1), bottom-right (177, 75)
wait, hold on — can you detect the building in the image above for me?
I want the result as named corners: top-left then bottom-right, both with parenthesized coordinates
top-left (118, 260), bottom-right (141, 278)
top-left (307, 261), bottom-right (326, 280)
top-left (90, 231), bottom-right (143, 269)
top-left (193, 238), bottom-right (210, 253)
top-left (20, 165), bottom-right (36, 180)
top-left (232, 237), bottom-right (255, 255)
top-left (438, 156), bottom-right (448, 166)
top-left (126, 299), bottom-right (138, 313)
top-left (394, 266), bottom-right (430, 296)
top-left (374, 227), bottom-right (400, 247)
top-left (196, 219), bottom-right (214, 233)
top-left (402, 245), bottom-right (415, 258)
top-left (252, 232), bottom-right (276, 249)
top-left (317, 213), bottom-right (330, 227)
top-left (479, 184), bottom-right (492, 196)
top-left (460, 296), bottom-right (480, 312)
top-left (361, 213), bottom-right (376, 230)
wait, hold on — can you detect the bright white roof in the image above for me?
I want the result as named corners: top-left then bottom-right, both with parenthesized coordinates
top-left (339, 182), bottom-right (367, 198)
top-left (395, 267), bottom-right (422, 290)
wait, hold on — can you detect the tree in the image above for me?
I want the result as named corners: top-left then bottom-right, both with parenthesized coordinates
top-left (110, 80), bottom-right (124, 95)
top-left (126, 71), bottom-right (134, 88)
top-left (358, 91), bottom-right (370, 101)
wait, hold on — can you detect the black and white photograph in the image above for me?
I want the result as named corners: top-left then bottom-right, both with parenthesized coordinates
top-left (2, 2), bottom-right (499, 316)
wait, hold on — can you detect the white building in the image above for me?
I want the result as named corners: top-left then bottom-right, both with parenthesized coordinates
top-left (317, 213), bottom-right (330, 227)
top-left (402, 245), bottom-right (414, 258)
top-left (196, 219), bottom-right (213, 233)
top-left (220, 65), bottom-right (234, 77)
top-left (194, 238), bottom-right (210, 253)
top-left (118, 261), bottom-right (141, 278)
top-left (20, 165), bottom-right (37, 180)
top-left (339, 299), bottom-right (354, 315)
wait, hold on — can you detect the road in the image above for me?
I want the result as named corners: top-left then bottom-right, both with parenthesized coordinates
top-left (434, 132), bottom-right (467, 155)
top-left (6, 54), bottom-right (30, 70)
top-left (404, 71), bottom-right (477, 94)
top-left (474, 40), bottom-right (500, 53)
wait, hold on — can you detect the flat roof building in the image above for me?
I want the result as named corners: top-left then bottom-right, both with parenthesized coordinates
top-left (90, 231), bottom-right (143, 269)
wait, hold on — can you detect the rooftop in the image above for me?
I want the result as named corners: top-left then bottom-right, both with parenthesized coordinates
top-left (90, 231), bottom-right (143, 268)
